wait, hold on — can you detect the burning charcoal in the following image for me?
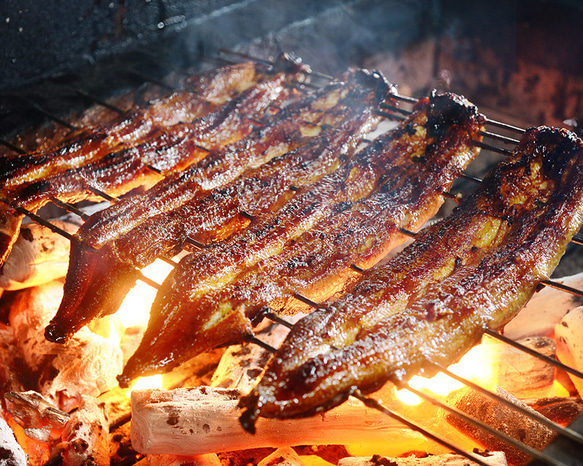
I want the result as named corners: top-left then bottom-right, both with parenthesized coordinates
top-left (525, 397), bottom-right (583, 426)
top-left (1, 413), bottom-right (51, 465)
top-left (8, 280), bottom-right (67, 371)
top-left (0, 324), bottom-right (25, 395)
top-left (61, 396), bottom-right (109, 466)
top-left (338, 451), bottom-right (507, 466)
top-left (484, 336), bottom-right (556, 398)
top-left (0, 413), bottom-right (27, 466)
top-left (8, 281), bottom-right (123, 409)
top-left (3, 391), bottom-right (69, 443)
top-left (555, 305), bottom-right (583, 398)
top-left (503, 272), bottom-right (583, 340)
top-left (42, 332), bottom-right (123, 411)
top-left (257, 447), bottom-right (305, 466)
top-left (0, 220), bottom-right (78, 291)
top-left (0, 203), bottom-right (106, 294)
top-left (444, 385), bottom-right (556, 465)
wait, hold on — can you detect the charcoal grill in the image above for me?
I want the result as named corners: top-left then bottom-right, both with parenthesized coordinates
top-left (1, 1), bottom-right (583, 465)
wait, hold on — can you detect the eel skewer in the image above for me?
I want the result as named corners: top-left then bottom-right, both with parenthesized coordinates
top-left (46, 69), bottom-right (393, 343)
top-left (0, 60), bottom-right (291, 188)
top-left (238, 126), bottom-right (583, 431)
top-left (9, 71), bottom-right (297, 208)
top-left (0, 57), bottom-right (305, 266)
top-left (118, 91), bottom-right (486, 385)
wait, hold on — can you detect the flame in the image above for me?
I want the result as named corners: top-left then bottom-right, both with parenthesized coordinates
top-left (113, 258), bottom-right (175, 329)
top-left (395, 339), bottom-right (496, 405)
top-left (110, 258), bottom-right (177, 395)
top-left (551, 378), bottom-right (570, 398)
top-left (126, 374), bottom-right (164, 397)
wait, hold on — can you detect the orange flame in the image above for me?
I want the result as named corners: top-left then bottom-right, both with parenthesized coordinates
top-left (395, 338), bottom-right (497, 405)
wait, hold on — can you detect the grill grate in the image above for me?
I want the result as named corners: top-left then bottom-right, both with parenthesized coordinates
top-left (1, 50), bottom-right (583, 466)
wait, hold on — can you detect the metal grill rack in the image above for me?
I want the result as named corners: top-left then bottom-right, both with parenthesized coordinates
top-left (1, 49), bottom-right (583, 466)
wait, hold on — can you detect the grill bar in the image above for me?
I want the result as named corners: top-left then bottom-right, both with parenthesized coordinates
top-left (218, 48), bottom-right (335, 82)
top-left (49, 197), bottom-right (90, 220)
top-left (542, 278), bottom-right (583, 299)
top-left (16, 96), bottom-right (79, 131)
top-left (85, 184), bottom-right (118, 202)
top-left (485, 118), bottom-right (527, 135)
top-left (0, 139), bottom-right (27, 154)
top-left (75, 89), bottom-right (127, 115)
top-left (473, 140), bottom-right (515, 156)
top-left (0, 199), bottom-right (75, 241)
top-left (127, 68), bottom-right (177, 92)
top-left (478, 129), bottom-right (521, 145)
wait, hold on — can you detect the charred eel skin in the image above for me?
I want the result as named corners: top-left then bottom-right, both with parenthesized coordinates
top-left (117, 90), bottom-right (485, 386)
top-left (45, 69), bottom-right (394, 344)
top-left (238, 126), bottom-right (583, 432)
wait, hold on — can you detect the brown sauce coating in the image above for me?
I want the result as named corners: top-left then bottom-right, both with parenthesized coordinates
top-left (118, 90), bottom-right (485, 386)
top-left (46, 69), bottom-right (396, 344)
top-left (238, 126), bottom-right (583, 432)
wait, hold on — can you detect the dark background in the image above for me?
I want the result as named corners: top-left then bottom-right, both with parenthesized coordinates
top-left (1, 0), bottom-right (582, 91)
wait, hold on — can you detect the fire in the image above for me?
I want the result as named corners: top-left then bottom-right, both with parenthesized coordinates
top-left (127, 374), bottom-right (164, 397)
top-left (551, 378), bottom-right (570, 398)
top-left (110, 258), bottom-right (176, 397)
top-left (113, 258), bottom-right (175, 329)
top-left (395, 337), bottom-right (496, 405)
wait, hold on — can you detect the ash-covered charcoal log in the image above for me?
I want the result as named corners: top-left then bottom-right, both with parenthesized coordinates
top-left (238, 126), bottom-right (583, 430)
top-left (444, 385), bottom-right (556, 466)
top-left (0, 220), bottom-right (78, 290)
top-left (118, 91), bottom-right (485, 385)
top-left (0, 413), bottom-right (27, 466)
top-left (130, 386), bottom-right (408, 456)
top-left (60, 395), bottom-right (109, 466)
top-left (0, 55), bottom-right (306, 267)
top-left (46, 68), bottom-right (395, 344)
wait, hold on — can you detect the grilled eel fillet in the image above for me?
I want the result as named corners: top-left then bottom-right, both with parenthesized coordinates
top-left (117, 91), bottom-right (485, 386)
top-left (0, 58), bottom-right (308, 268)
top-left (238, 126), bottom-right (583, 431)
top-left (45, 69), bottom-right (392, 344)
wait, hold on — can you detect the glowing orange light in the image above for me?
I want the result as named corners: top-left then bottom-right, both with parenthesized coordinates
top-left (114, 258), bottom-right (174, 329)
top-left (127, 374), bottom-right (164, 397)
top-left (551, 379), bottom-right (570, 398)
top-left (395, 338), bottom-right (496, 406)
